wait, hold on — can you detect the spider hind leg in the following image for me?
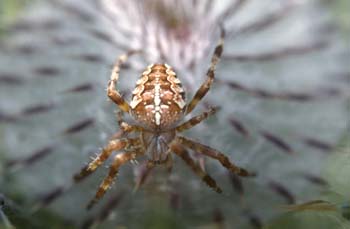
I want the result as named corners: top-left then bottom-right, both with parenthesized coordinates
top-left (177, 136), bottom-right (255, 177)
top-left (171, 142), bottom-right (222, 193)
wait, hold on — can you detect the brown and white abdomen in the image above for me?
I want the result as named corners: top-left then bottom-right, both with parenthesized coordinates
top-left (130, 63), bottom-right (186, 130)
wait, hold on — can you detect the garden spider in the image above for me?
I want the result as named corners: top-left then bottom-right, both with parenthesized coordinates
top-left (74, 29), bottom-right (253, 209)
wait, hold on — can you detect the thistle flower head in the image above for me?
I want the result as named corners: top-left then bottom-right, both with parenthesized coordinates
top-left (100, 0), bottom-right (222, 86)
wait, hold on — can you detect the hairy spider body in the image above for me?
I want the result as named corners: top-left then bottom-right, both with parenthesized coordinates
top-left (75, 29), bottom-right (253, 210)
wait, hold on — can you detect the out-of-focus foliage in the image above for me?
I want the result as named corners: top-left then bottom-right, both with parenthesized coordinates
top-left (263, 13), bottom-right (350, 217)
top-left (329, 0), bottom-right (350, 37)
top-left (0, 0), bottom-right (36, 35)
top-left (265, 134), bottom-right (350, 229)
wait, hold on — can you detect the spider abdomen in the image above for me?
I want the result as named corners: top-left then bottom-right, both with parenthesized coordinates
top-left (130, 63), bottom-right (186, 130)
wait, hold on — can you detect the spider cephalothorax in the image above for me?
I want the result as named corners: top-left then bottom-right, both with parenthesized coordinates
top-left (74, 29), bottom-right (253, 209)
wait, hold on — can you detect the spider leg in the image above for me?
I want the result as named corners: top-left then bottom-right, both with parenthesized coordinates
top-left (107, 50), bottom-right (140, 112)
top-left (133, 161), bottom-right (155, 192)
top-left (170, 142), bottom-right (222, 193)
top-left (185, 28), bottom-right (224, 115)
top-left (73, 138), bottom-right (139, 182)
top-left (109, 112), bottom-right (145, 140)
top-left (87, 150), bottom-right (142, 210)
top-left (116, 111), bottom-right (144, 134)
top-left (176, 107), bottom-right (218, 132)
top-left (165, 153), bottom-right (173, 173)
top-left (176, 136), bottom-right (254, 177)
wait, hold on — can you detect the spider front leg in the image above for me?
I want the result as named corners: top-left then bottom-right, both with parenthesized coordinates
top-left (170, 142), bottom-right (222, 193)
top-left (185, 28), bottom-right (224, 114)
top-left (107, 50), bottom-right (140, 112)
top-left (176, 136), bottom-right (254, 177)
top-left (87, 150), bottom-right (143, 210)
top-left (73, 138), bottom-right (140, 182)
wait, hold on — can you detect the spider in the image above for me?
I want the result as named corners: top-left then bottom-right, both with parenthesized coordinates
top-left (74, 28), bottom-right (253, 209)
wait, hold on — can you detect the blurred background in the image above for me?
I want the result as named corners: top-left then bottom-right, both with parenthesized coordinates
top-left (0, 0), bottom-right (349, 228)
